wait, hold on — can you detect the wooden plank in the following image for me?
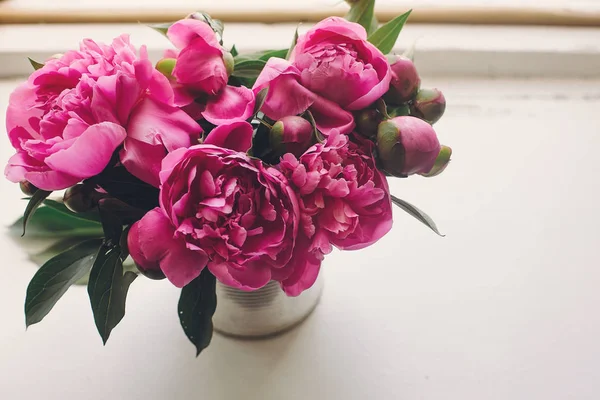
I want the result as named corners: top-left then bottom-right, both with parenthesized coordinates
top-left (0, 6), bottom-right (599, 27)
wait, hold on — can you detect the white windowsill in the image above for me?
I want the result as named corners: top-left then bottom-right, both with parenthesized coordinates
top-left (1, 23), bottom-right (599, 79)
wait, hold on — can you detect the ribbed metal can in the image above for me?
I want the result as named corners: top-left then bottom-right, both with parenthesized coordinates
top-left (212, 274), bottom-right (323, 338)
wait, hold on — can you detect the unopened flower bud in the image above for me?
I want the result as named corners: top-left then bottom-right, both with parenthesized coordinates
top-left (223, 51), bottom-right (234, 77)
top-left (186, 11), bottom-right (207, 21)
top-left (412, 88), bottom-right (446, 124)
top-left (385, 55), bottom-right (421, 104)
top-left (156, 58), bottom-right (176, 80)
top-left (387, 104), bottom-right (411, 118)
top-left (355, 109), bottom-right (382, 139)
top-left (270, 116), bottom-right (315, 157)
top-left (419, 145), bottom-right (452, 177)
top-left (20, 181), bottom-right (38, 196)
top-left (63, 184), bottom-right (102, 213)
top-left (376, 116), bottom-right (441, 177)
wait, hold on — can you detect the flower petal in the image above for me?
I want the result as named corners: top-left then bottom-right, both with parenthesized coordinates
top-left (203, 85), bottom-right (255, 125)
top-left (128, 208), bottom-right (207, 288)
top-left (204, 121), bottom-right (253, 152)
top-left (45, 122), bottom-right (126, 178)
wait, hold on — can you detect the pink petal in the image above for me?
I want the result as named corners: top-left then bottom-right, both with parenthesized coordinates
top-left (281, 238), bottom-right (322, 296)
top-left (204, 121), bottom-right (253, 152)
top-left (167, 19), bottom-right (221, 49)
top-left (290, 17), bottom-right (368, 60)
top-left (253, 58), bottom-right (315, 120)
top-left (24, 170), bottom-right (82, 191)
top-left (128, 208), bottom-right (207, 288)
top-left (202, 86), bottom-right (255, 125)
top-left (173, 38), bottom-right (226, 95)
top-left (45, 122), bottom-right (126, 178)
top-left (208, 261), bottom-right (271, 291)
top-left (310, 95), bottom-right (355, 135)
top-left (128, 96), bottom-right (201, 151)
top-left (159, 147), bottom-right (189, 186)
top-left (119, 138), bottom-right (167, 187)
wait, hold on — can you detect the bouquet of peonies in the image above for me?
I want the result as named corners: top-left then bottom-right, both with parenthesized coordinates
top-left (5, 0), bottom-right (451, 355)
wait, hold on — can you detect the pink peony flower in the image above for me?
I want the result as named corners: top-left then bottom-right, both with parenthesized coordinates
top-left (280, 131), bottom-right (393, 251)
top-left (253, 58), bottom-right (354, 135)
top-left (128, 132), bottom-right (300, 290)
top-left (5, 35), bottom-right (201, 190)
top-left (277, 132), bottom-right (393, 294)
top-left (290, 17), bottom-right (392, 110)
top-left (165, 19), bottom-right (255, 124)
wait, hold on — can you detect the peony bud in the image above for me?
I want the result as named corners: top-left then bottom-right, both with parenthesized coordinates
top-left (186, 11), bottom-right (209, 22)
top-left (376, 116), bottom-right (441, 177)
top-left (270, 116), bottom-right (315, 157)
top-left (355, 109), bottom-right (382, 139)
top-left (387, 104), bottom-right (411, 118)
top-left (419, 145), bottom-right (452, 177)
top-left (385, 55), bottom-right (421, 104)
top-left (63, 184), bottom-right (102, 213)
top-left (156, 58), bottom-right (176, 80)
top-left (19, 181), bottom-right (38, 196)
top-left (412, 88), bottom-right (446, 124)
top-left (223, 51), bottom-right (234, 77)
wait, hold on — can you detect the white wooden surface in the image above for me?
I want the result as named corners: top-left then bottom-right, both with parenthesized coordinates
top-left (1, 23), bottom-right (600, 79)
top-left (1, 76), bottom-right (600, 399)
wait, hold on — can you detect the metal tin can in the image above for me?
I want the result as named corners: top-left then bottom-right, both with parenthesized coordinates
top-left (213, 274), bottom-right (323, 338)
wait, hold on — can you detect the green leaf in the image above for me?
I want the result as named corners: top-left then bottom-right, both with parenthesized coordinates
top-left (345, 0), bottom-right (375, 33)
top-left (11, 206), bottom-right (103, 239)
top-left (29, 236), bottom-right (103, 266)
top-left (368, 10), bottom-right (412, 55)
top-left (28, 57), bottom-right (44, 71)
top-left (390, 195), bottom-right (444, 236)
top-left (22, 190), bottom-right (52, 236)
top-left (43, 199), bottom-right (102, 223)
top-left (88, 245), bottom-right (137, 344)
top-left (367, 15), bottom-right (379, 36)
top-left (230, 44), bottom-right (239, 57)
top-left (253, 87), bottom-right (269, 116)
top-left (25, 238), bottom-right (103, 327)
top-left (231, 59), bottom-right (267, 79)
top-left (286, 27), bottom-right (299, 60)
top-left (178, 269), bottom-right (217, 356)
top-left (149, 22), bottom-right (171, 37)
top-left (260, 49), bottom-right (288, 61)
top-left (235, 49), bottom-right (286, 63)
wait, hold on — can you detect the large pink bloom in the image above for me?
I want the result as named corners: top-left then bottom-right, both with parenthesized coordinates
top-left (166, 19), bottom-right (255, 124)
top-left (128, 127), bottom-right (300, 290)
top-left (278, 132), bottom-right (393, 294)
top-left (253, 58), bottom-right (354, 135)
top-left (5, 35), bottom-right (201, 190)
top-left (290, 17), bottom-right (391, 110)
